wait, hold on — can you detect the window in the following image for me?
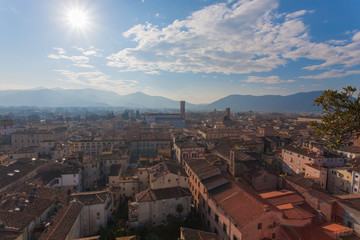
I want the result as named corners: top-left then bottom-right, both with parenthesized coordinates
top-left (208, 206), bottom-right (211, 215)
top-left (348, 221), bottom-right (353, 228)
top-left (223, 223), bottom-right (227, 232)
top-left (215, 214), bottom-right (218, 223)
top-left (96, 212), bottom-right (100, 219)
top-left (233, 236), bottom-right (238, 240)
top-left (258, 223), bottom-right (262, 230)
top-left (272, 233), bottom-right (276, 239)
top-left (297, 160), bottom-right (300, 165)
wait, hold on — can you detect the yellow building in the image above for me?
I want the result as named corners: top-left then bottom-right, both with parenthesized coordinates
top-left (327, 167), bottom-right (353, 195)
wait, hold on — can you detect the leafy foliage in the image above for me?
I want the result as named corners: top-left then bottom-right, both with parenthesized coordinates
top-left (176, 204), bottom-right (184, 217)
top-left (310, 86), bottom-right (360, 148)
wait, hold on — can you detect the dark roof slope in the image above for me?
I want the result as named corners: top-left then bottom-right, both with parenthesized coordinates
top-left (38, 200), bottom-right (83, 240)
top-left (185, 158), bottom-right (220, 180)
top-left (136, 187), bottom-right (191, 202)
top-left (72, 191), bottom-right (109, 205)
top-left (180, 227), bottom-right (219, 240)
top-left (151, 161), bottom-right (187, 177)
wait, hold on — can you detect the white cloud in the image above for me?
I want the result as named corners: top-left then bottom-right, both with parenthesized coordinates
top-left (285, 10), bottom-right (310, 20)
top-left (244, 75), bottom-right (295, 84)
top-left (326, 39), bottom-right (347, 45)
top-left (353, 32), bottom-right (360, 42)
top-left (54, 70), bottom-right (138, 93)
top-left (107, 0), bottom-right (360, 76)
top-left (155, 13), bottom-right (160, 17)
top-left (264, 86), bottom-right (286, 90)
top-left (48, 53), bottom-right (94, 68)
top-left (300, 69), bottom-right (360, 79)
top-left (53, 47), bottom-right (66, 54)
top-left (48, 47), bottom-right (104, 68)
top-left (73, 46), bottom-right (102, 57)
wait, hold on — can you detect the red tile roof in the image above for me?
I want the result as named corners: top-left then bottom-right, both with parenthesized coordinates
top-left (209, 182), bottom-right (280, 229)
top-left (38, 200), bottom-right (83, 240)
top-left (136, 187), bottom-right (191, 202)
top-left (280, 224), bottom-right (332, 240)
top-left (72, 191), bottom-right (109, 205)
top-left (180, 227), bottom-right (219, 240)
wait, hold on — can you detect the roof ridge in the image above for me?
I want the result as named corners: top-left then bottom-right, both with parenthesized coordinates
top-left (95, 193), bottom-right (105, 203)
top-left (45, 202), bottom-right (75, 240)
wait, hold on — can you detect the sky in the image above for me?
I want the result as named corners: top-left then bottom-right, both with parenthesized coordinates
top-left (0, 0), bottom-right (360, 104)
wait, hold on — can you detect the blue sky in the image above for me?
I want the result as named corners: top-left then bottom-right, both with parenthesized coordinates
top-left (0, 0), bottom-right (359, 103)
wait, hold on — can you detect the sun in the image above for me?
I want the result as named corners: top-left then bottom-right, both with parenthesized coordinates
top-left (66, 8), bottom-right (89, 29)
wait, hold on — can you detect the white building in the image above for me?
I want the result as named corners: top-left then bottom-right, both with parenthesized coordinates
top-left (72, 191), bottom-right (111, 236)
top-left (128, 187), bottom-right (191, 227)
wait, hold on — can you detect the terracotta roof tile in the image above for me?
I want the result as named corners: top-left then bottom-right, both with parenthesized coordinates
top-left (180, 227), bottom-right (219, 240)
top-left (72, 191), bottom-right (109, 205)
top-left (39, 200), bottom-right (83, 240)
top-left (280, 224), bottom-right (332, 240)
top-left (185, 158), bottom-right (220, 180)
top-left (136, 187), bottom-right (191, 202)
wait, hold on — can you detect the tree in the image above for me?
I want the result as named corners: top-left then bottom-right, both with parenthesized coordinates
top-left (107, 111), bottom-right (115, 120)
top-left (136, 110), bottom-right (141, 119)
top-left (121, 110), bottom-right (129, 120)
top-left (176, 204), bottom-right (184, 219)
top-left (310, 86), bottom-right (360, 148)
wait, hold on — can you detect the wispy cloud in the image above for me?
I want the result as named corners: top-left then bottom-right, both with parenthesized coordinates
top-left (48, 47), bottom-right (95, 68)
top-left (107, 0), bottom-right (360, 76)
top-left (54, 69), bottom-right (138, 93)
top-left (300, 69), bottom-right (360, 79)
top-left (244, 76), bottom-right (295, 84)
top-left (73, 46), bottom-right (102, 57)
top-left (48, 46), bottom-right (103, 68)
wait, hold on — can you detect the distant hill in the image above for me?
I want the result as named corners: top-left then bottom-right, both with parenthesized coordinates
top-left (204, 91), bottom-right (323, 112)
top-left (0, 88), bottom-right (323, 112)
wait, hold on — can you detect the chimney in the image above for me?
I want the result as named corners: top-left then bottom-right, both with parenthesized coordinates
top-left (264, 205), bottom-right (270, 212)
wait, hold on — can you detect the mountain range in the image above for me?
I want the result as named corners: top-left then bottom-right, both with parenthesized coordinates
top-left (0, 88), bottom-right (323, 112)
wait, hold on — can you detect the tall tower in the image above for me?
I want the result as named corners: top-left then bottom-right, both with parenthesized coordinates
top-left (225, 108), bottom-right (230, 118)
top-left (180, 101), bottom-right (185, 117)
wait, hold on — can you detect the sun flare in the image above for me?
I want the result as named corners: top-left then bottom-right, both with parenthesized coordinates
top-left (66, 8), bottom-right (89, 29)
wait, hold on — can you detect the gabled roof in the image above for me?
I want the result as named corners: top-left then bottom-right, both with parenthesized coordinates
top-left (280, 224), bottom-right (332, 240)
top-left (151, 161), bottom-right (187, 177)
top-left (283, 174), bottom-right (316, 190)
top-left (38, 200), bottom-right (83, 240)
top-left (180, 227), bottom-right (219, 240)
top-left (135, 187), bottom-right (191, 202)
top-left (184, 158), bottom-right (220, 180)
top-left (208, 182), bottom-right (278, 229)
top-left (0, 194), bottom-right (56, 230)
top-left (175, 137), bottom-right (203, 149)
top-left (72, 191), bottom-right (109, 205)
